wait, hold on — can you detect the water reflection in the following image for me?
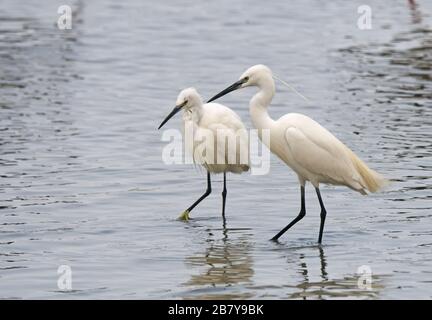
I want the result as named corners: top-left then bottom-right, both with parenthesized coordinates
top-left (0, 3), bottom-right (82, 202)
top-left (408, 0), bottom-right (422, 24)
top-left (1, 0), bottom-right (431, 299)
top-left (0, 2), bottom-right (84, 285)
top-left (336, 1), bottom-right (432, 207)
top-left (284, 246), bottom-right (383, 299)
top-left (183, 221), bottom-right (254, 299)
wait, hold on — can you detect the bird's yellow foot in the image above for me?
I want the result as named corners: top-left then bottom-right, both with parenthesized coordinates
top-left (178, 210), bottom-right (190, 221)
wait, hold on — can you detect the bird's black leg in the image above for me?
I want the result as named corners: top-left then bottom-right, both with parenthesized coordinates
top-left (316, 187), bottom-right (327, 244)
top-left (186, 171), bottom-right (212, 213)
top-left (271, 185), bottom-right (306, 241)
top-left (222, 172), bottom-right (227, 218)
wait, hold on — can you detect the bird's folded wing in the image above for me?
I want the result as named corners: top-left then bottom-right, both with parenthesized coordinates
top-left (284, 126), bottom-right (360, 185)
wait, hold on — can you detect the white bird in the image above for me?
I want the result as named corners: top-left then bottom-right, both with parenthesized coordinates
top-left (208, 64), bottom-right (387, 243)
top-left (159, 88), bottom-right (249, 221)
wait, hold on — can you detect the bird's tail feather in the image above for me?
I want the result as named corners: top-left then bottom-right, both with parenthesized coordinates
top-left (348, 150), bottom-right (389, 193)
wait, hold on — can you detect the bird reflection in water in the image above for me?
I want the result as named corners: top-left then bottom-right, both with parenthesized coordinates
top-left (183, 219), bottom-right (254, 299)
top-left (286, 246), bottom-right (383, 299)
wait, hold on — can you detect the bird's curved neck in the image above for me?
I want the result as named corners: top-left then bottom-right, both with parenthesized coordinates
top-left (249, 80), bottom-right (275, 130)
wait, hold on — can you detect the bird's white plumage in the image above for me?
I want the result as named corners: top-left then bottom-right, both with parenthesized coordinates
top-left (179, 88), bottom-right (249, 174)
top-left (239, 65), bottom-right (386, 194)
top-left (273, 113), bottom-right (368, 191)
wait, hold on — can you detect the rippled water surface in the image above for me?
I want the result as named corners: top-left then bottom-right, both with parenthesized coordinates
top-left (1, 0), bottom-right (432, 299)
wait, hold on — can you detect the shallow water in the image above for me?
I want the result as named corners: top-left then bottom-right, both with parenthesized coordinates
top-left (1, 0), bottom-right (432, 299)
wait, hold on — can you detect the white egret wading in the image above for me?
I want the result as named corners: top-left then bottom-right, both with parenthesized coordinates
top-left (208, 65), bottom-right (387, 243)
top-left (159, 88), bottom-right (249, 221)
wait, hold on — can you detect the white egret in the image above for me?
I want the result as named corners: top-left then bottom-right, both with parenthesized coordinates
top-left (208, 65), bottom-right (387, 243)
top-left (159, 88), bottom-right (249, 221)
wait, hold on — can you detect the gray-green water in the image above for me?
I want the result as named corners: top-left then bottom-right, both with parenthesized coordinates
top-left (1, 0), bottom-right (431, 299)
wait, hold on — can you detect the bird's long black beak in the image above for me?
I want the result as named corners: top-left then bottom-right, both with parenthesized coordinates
top-left (207, 78), bottom-right (246, 103)
top-left (158, 101), bottom-right (186, 130)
